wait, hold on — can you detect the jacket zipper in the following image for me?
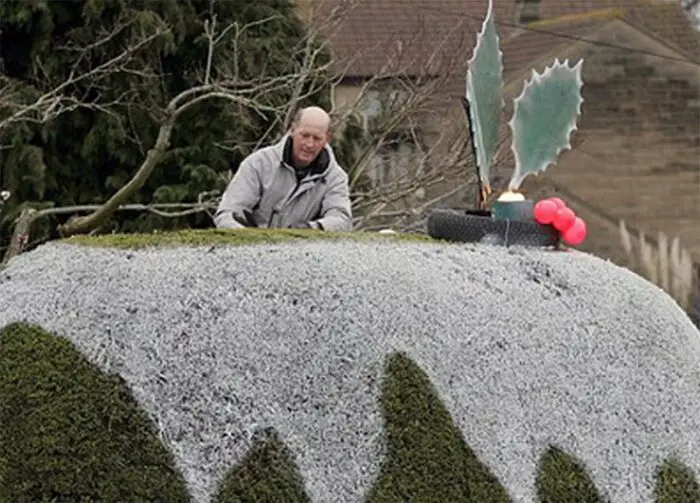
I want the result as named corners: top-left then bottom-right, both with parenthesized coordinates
top-left (268, 164), bottom-right (324, 227)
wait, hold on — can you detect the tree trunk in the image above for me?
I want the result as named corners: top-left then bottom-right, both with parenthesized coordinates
top-left (1, 208), bottom-right (36, 267)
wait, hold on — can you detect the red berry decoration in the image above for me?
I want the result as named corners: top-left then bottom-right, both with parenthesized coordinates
top-left (553, 207), bottom-right (576, 232)
top-left (562, 217), bottom-right (587, 246)
top-left (548, 197), bottom-right (566, 210)
top-left (533, 199), bottom-right (558, 224)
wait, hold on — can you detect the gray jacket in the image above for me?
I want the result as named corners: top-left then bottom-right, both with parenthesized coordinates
top-left (213, 135), bottom-right (353, 231)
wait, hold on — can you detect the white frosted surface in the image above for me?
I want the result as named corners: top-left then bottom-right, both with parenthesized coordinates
top-left (0, 238), bottom-right (698, 502)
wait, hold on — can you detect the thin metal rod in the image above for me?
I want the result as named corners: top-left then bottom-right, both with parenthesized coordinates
top-left (461, 96), bottom-right (484, 210)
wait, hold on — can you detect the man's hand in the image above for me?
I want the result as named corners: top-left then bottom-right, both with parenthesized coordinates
top-left (232, 209), bottom-right (258, 228)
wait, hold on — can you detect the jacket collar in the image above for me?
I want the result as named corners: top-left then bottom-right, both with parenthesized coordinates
top-left (274, 134), bottom-right (335, 178)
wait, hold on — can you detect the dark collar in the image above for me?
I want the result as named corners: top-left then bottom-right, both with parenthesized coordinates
top-left (283, 136), bottom-right (330, 176)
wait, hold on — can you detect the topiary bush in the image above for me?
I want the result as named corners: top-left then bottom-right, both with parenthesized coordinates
top-left (0, 323), bottom-right (189, 502)
top-left (535, 446), bottom-right (603, 502)
top-left (366, 352), bottom-right (510, 502)
top-left (0, 229), bottom-right (699, 502)
top-left (654, 458), bottom-right (700, 503)
top-left (214, 427), bottom-right (311, 503)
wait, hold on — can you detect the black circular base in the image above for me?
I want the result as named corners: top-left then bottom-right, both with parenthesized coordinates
top-left (427, 209), bottom-right (560, 247)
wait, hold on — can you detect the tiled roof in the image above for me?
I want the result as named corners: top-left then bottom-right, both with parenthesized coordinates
top-left (503, 0), bottom-right (700, 72)
top-left (306, 0), bottom-right (699, 180)
top-left (621, 3), bottom-right (700, 63)
top-left (308, 0), bottom-right (519, 77)
top-left (308, 0), bottom-right (700, 80)
top-left (500, 18), bottom-right (603, 78)
top-left (536, 0), bottom-right (642, 19)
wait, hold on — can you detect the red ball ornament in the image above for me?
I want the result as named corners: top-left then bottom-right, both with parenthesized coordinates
top-left (533, 199), bottom-right (558, 224)
top-left (548, 197), bottom-right (566, 210)
top-left (553, 207), bottom-right (576, 232)
top-left (562, 217), bottom-right (587, 246)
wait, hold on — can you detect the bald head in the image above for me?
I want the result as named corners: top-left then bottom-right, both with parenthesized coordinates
top-left (292, 106), bottom-right (331, 132)
top-left (288, 106), bottom-right (332, 167)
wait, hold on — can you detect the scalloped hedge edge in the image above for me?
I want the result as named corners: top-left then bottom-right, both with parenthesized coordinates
top-left (0, 323), bottom-right (189, 501)
top-left (1, 324), bottom-right (698, 502)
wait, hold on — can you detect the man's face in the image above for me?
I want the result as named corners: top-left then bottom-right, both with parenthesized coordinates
top-left (289, 122), bottom-right (329, 167)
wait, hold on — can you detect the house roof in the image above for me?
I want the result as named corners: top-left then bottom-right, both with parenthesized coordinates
top-left (305, 0), bottom-right (699, 177)
top-left (500, 17), bottom-right (605, 80)
top-left (500, 0), bottom-right (700, 74)
top-left (621, 3), bottom-right (700, 63)
top-left (536, 0), bottom-right (643, 19)
top-left (307, 0), bottom-right (519, 78)
top-left (308, 0), bottom-right (699, 81)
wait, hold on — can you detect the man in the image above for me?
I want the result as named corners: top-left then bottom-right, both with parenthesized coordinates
top-left (213, 106), bottom-right (353, 231)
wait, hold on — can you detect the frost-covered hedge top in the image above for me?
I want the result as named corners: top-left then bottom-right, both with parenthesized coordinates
top-left (1, 232), bottom-right (699, 503)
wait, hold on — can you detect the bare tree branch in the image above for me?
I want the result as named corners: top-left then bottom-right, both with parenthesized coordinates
top-left (0, 23), bottom-right (167, 134)
top-left (1, 201), bottom-right (218, 267)
top-left (322, 10), bottom-right (477, 231)
top-left (56, 119), bottom-right (177, 236)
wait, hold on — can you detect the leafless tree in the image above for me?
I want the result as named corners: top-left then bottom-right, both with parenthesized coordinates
top-left (317, 3), bottom-right (478, 231)
top-left (54, 12), bottom-right (339, 239)
top-left (208, 0), bottom-right (481, 231)
top-left (0, 8), bottom-right (336, 264)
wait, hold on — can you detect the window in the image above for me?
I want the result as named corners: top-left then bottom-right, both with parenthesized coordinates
top-left (356, 85), bottom-right (418, 186)
top-left (369, 133), bottom-right (418, 186)
top-left (517, 0), bottom-right (541, 24)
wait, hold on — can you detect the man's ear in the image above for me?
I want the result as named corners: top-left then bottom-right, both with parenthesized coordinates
top-left (325, 131), bottom-right (333, 143)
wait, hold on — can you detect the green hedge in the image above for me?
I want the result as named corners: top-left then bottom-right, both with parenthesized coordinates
top-left (1, 323), bottom-right (698, 502)
top-left (535, 445), bottom-right (603, 502)
top-left (59, 228), bottom-right (435, 250)
top-left (366, 353), bottom-right (510, 502)
top-left (214, 428), bottom-right (311, 502)
top-left (0, 323), bottom-right (189, 502)
top-left (654, 459), bottom-right (700, 503)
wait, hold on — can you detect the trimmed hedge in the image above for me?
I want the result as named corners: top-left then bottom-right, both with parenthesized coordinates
top-left (1, 324), bottom-right (699, 502)
top-left (366, 352), bottom-right (510, 502)
top-left (214, 428), bottom-right (311, 502)
top-left (59, 228), bottom-right (435, 250)
top-left (0, 323), bottom-right (189, 502)
top-left (535, 446), bottom-right (603, 502)
top-left (655, 459), bottom-right (700, 503)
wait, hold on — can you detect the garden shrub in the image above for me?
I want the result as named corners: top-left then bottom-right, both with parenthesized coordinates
top-left (654, 458), bottom-right (700, 503)
top-left (214, 428), bottom-right (311, 503)
top-left (535, 445), bottom-right (603, 502)
top-left (366, 352), bottom-right (510, 502)
top-left (0, 323), bottom-right (189, 502)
